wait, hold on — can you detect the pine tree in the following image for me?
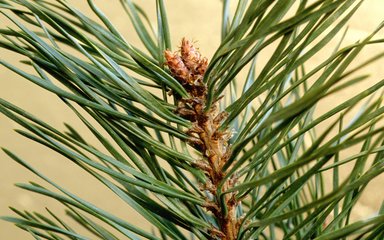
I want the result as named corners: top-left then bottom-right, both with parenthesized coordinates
top-left (1, 0), bottom-right (384, 239)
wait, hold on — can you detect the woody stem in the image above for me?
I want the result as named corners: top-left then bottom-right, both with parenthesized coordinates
top-left (164, 38), bottom-right (238, 239)
top-left (193, 101), bottom-right (238, 240)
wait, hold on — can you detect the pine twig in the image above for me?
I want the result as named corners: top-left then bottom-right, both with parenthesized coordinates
top-left (165, 38), bottom-right (238, 240)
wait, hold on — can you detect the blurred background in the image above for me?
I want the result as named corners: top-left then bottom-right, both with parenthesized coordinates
top-left (1, 0), bottom-right (384, 238)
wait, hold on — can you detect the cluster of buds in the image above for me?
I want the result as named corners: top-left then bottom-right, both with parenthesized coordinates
top-left (164, 38), bottom-right (208, 99)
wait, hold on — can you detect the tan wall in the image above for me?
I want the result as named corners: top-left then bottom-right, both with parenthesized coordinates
top-left (1, 0), bottom-right (384, 239)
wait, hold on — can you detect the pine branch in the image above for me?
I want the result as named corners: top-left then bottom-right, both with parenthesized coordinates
top-left (165, 38), bottom-right (239, 239)
top-left (1, 0), bottom-right (384, 239)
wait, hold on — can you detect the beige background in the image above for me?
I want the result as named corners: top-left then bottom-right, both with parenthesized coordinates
top-left (1, 0), bottom-right (384, 239)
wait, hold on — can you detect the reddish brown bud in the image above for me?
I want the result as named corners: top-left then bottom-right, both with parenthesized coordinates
top-left (196, 57), bottom-right (208, 75)
top-left (164, 50), bottom-right (190, 83)
top-left (180, 38), bottom-right (201, 71)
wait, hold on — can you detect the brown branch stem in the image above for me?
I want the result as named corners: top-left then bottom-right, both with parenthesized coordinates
top-left (165, 38), bottom-right (238, 240)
